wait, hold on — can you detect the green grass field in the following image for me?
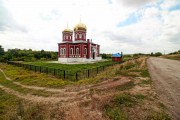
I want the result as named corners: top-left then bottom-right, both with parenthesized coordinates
top-left (25, 60), bottom-right (115, 72)
top-left (23, 60), bottom-right (118, 80)
top-left (0, 63), bottom-right (72, 88)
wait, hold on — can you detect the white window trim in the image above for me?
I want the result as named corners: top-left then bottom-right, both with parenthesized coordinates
top-left (70, 48), bottom-right (73, 55)
top-left (76, 48), bottom-right (79, 55)
top-left (60, 48), bottom-right (63, 55)
top-left (84, 48), bottom-right (87, 55)
top-left (64, 48), bottom-right (66, 55)
top-left (75, 34), bottom-right (78, 39)
top-left (79, 34), bottom-right (82, 38)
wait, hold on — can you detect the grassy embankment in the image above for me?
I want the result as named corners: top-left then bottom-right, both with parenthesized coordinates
top-left (161, 54), bottom-right (180, 61)
top-left (0, 56), bottom-right (171, 119)
top-left (0, 60), bottom-right (119, 119)
top-left (0, 72), bottom-right (56, 97)
top-left (0, 60), bottom-right (118, 88)
top-left (102, 57), bottom-right (171, 120)
top-left (0, 63), bottom-right (72, 88)
top-left (0, 88), bottom-right (53, 120)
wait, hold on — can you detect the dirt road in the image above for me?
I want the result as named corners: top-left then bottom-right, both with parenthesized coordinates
top-left (147, 57), bottom-right (180, 120)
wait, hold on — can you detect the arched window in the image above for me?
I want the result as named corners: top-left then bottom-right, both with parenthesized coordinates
top-left (79, 34), bottom-right (82, 38)
top-left (75, 34), bottom-right (78, 39)
top-left (64, 48), bottom-right (66, 55)
top-left (70, 36), bottom-right (71, 40)
top-left (84, 48), bottom-right (87, 55)
top-left (84, 33), bottom-right (86, 39)
top-left (66, 36), bottom-right (68, 39)
top-left (64, 36), bottom-right (66, 40)
top-left (81, 33), bottom-right (84, 39)
top-left (70, 48), bottom-right (73, 55)
top-left (76, 48), bottom-right (79, 55)
top-left (60, 48), bottom-right (63, 55)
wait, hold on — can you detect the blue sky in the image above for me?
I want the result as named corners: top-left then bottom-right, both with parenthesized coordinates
top-left (117, 11), bottom-right (142, 27)
top-left (169, 4), bottom-right (180, 11)
top-left (0, 0), bottom-right (180, 54)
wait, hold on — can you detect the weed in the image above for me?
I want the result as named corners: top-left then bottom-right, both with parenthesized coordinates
top-left (0, 63), bottom-right (72, 88)
top-left (113, 94), bottom-right (137, 107)
top-left (122, 63), bottom-right (137, 70)
top-left (23, 103), bottom-right (45, 120)
top-left (115, 57), bottom-right (150, 79)
top-left (17, 101), bottom-right (24, 119)
top-left (0, 89), bottom-right (20, 119)
top-left (134, 94), bottom-right (146, 100)
top-left (147, 111), bottom-right (171, 120)
top-left (140, 69), bottom-right (150, 77)
top-left (104, 105), bottom-right (127, 120)
top-left (116, 81), bottom-right (135, 91)
top-left (141, 79), bottom-right (152, 85)
top-left (159, 102), bottom-right (167, 110)
top-left (0, 72), bottom-right (55, 97)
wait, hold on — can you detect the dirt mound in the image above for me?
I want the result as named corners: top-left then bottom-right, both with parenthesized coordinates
top-left (95, 77), bottom-right (131, 90)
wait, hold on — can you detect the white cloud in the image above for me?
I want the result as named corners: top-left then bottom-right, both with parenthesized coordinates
top-left (160, 0), bottom-right (180, 10)
top-left (115, 0), bottom-right (156, 7)
top-left (0, 0), bottom-right (179, 54)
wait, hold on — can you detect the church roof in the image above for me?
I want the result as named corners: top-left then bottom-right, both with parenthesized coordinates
top-left (74, 22), bottom-right (87, 31)
top-left (62, 28), bottom-right (73, 33)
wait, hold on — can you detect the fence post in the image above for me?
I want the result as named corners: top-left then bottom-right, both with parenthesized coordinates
top-left (46, 67), bottom-right (48, 74)
top-left (63, 70), bottom-right (65, 79)
top-left (40, 66), bottom-right (41, 73)
top-left (88, 69), bottom-right (90, 78)
top-left (54, 69), bottom-right (56, 75)
top-left (76, 71), bottom-right (78, 81)
top-left (35, 66), bottom-right (36, 72)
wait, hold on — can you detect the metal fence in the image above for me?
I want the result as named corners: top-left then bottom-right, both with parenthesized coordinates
top-left (6, 61), bottom-right (120, 81)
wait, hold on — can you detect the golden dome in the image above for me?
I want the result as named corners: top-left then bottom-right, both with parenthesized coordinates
top-left (74, 22), bottom-right (87, 31)
top-left (62, 28), bottom-right (73, 33)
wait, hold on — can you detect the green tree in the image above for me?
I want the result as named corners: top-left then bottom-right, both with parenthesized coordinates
top-left (150, 52), bottom-right (154, 56)
top-left (154, 52), bottom-right (162, 56)
top-left (0, 45), bottom-right (5, 56)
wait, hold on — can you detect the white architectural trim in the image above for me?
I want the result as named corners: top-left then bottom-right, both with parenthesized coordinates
top-left (58, 57), bottom-right (102, 63)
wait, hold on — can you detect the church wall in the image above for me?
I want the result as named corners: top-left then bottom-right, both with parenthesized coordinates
top-left (63, 32), bottom-right (73, 42)
top-left (74, 31), bottom-right (86, 41)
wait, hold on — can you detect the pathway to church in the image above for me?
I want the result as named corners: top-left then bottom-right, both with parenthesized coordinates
top-left (147, 57), bottom-right (180, 120)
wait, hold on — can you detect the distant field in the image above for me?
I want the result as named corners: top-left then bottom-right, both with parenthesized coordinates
top-left (162, 54), bottom-right (180, 61)
top-left (25, 60), bottom-right (116, 72)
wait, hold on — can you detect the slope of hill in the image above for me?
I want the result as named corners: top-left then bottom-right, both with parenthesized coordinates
top-left (162, 54), bottom-right (180, 61)
top-left (0, 57), bottom-right (170, 120)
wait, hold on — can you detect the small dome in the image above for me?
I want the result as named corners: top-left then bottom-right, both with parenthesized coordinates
top-left (62, 28), bottom-right (73, 33)
top-left (74, 22), bottom-right (87, 31)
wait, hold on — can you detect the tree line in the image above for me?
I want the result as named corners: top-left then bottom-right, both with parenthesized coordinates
top-left (0, 45), bottom-right (58, 62)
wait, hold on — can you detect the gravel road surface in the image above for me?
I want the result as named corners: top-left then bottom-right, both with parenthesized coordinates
top-left (147, 57), bottom-right (180, 120)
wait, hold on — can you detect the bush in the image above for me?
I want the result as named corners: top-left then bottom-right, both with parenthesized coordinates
top-left (154, 52), bottom-right (162, 57)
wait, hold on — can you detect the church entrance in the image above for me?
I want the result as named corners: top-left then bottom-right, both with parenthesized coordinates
top-left (93, 52), bottom-right (95, 59)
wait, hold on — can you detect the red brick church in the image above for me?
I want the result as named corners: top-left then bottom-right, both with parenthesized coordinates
top-left (58, 22), bottom-right (102, 62)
